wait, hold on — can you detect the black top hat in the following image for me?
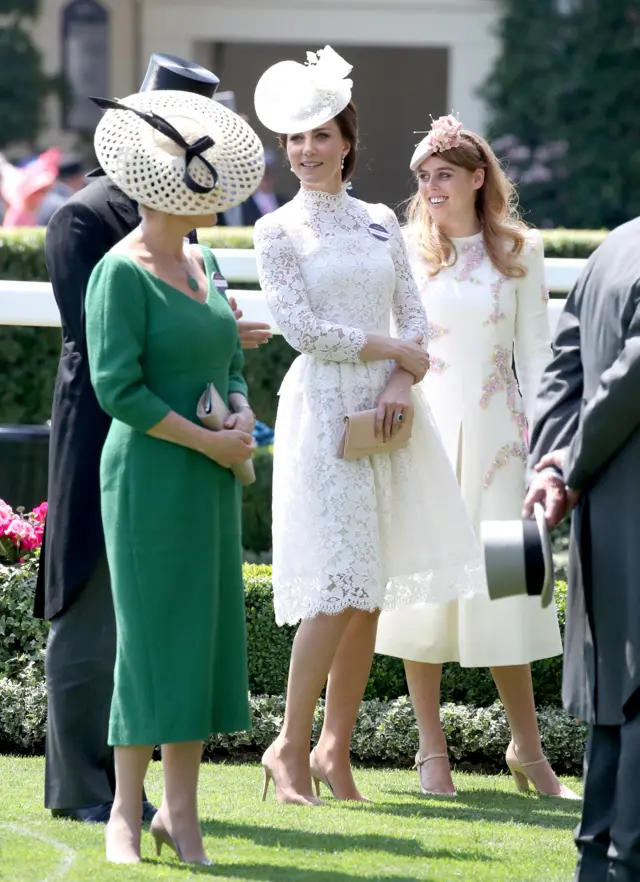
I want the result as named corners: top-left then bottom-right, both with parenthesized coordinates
top-left (88, 54), bottom-right (221, 177)
top-left (481, 503), bottom-right (555, 608)
top-left (139, 53), bottom-right (220, 99)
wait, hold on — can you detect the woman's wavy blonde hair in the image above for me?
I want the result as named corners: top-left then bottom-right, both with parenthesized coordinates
top-left (405, 130), bottom-right (529, 278)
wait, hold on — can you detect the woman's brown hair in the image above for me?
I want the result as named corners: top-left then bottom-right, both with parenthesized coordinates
top-left (278, 100), bottom-right (358, 183)
top-left (406, 130), bottom-right (529, 279)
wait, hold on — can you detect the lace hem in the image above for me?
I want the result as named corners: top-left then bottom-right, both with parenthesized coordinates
top-left (274, 558), bottom-right (487, 626)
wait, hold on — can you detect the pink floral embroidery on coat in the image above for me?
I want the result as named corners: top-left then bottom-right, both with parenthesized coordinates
top-left (483, 442), bottom-right (528, 488)
top-left (455, 242), bottom-right (485, 282)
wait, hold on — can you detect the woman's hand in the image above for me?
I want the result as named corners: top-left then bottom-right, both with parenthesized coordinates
top-left (394, 336), bottom-right (430, 382)
top-left (201, 429), bottom-right (256, 468)
top-left (224, 407), bottom-right (257, 435)
top-left (228, 296), bottom-right (272, 350)
top-left (375, 371), bottom-right (414, 441)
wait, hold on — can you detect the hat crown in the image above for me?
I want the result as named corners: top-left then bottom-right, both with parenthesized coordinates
top-left (140, 53), bottom-right (220, 99)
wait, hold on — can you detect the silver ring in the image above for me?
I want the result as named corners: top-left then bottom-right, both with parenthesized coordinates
top-left (396, 412), bottom-right (404, 422)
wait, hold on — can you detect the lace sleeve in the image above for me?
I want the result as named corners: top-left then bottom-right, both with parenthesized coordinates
top-left (254, 219), bottom-right (367, 362)
top-left (386, 209), bottom-right (429, 351)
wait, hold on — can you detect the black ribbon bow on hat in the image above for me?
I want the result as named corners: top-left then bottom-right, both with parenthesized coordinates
top-left (90, 96), bottom-right (219, 194)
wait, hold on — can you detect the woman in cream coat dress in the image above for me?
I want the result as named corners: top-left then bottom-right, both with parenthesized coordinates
top-left (376, 116), bottom-right (578, 799)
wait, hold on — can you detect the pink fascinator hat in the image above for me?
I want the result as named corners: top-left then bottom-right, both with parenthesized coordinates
top-left (410, 114), bottom-right (464, 171)
top-left (1, 147), bottom-right (61, 227)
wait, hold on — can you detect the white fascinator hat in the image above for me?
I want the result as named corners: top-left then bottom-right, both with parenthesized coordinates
top-left (254, 45), bottom-right (353, 135)
top-left (91, 89), bottom-right (265, 215)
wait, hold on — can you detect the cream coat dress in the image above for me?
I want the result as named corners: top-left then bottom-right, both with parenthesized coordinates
top-left (376, 227), bottom-right (562, 666)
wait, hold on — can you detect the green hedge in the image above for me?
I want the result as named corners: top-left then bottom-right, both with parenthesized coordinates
top-left (0, 673), bottom-right (587, 773)
top-left (0, 557), bottom-right (580, 768)
top-left (1, 557), bottom-right (567, 708)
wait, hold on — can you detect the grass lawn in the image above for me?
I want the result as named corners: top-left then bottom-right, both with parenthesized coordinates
top-left (0, 756), bottom-right (582, 882)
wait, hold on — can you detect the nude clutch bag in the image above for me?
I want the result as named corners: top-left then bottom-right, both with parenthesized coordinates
top-left (196, 383), bottom-right (256, 486)
top-left (336, 408), bottom-right (414, 461)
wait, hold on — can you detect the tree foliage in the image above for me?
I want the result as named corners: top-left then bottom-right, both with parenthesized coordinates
top-left (483, 0), bottom-right (640, 229)
top-left (0, 0), bottom-right (58, 150)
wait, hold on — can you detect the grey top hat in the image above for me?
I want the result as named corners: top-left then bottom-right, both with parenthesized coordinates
top-left (481, 503), bottom-right (555, 608)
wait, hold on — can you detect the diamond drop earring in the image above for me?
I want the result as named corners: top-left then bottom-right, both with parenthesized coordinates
top-left (341, 156), bottom-right (345, 169)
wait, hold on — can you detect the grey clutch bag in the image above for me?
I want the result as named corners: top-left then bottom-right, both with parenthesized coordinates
top-left (196, 382), bottom-right (256, 486)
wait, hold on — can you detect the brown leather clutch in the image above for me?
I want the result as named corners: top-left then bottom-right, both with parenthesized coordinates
top-left (336, 408), bottom-right (414, 461)
top-left (196, 383), bottom-right (256, 486)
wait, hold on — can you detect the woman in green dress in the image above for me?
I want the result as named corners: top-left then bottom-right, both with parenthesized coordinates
top-left (85, 89), bottom-right (265, 865)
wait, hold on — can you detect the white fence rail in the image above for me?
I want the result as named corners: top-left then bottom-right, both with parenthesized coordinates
top-left (0, 252), bottom-right (584, 335)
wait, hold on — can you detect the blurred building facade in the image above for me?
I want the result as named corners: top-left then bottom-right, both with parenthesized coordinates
top-left (33, 0), bottom-right (499, 206)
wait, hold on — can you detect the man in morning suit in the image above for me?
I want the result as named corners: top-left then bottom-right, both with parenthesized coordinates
top-left (524, 217), bottom-right (640, 881)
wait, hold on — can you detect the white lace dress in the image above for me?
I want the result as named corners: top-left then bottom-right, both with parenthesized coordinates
top-left (254, 187), bottom-right (486, 625)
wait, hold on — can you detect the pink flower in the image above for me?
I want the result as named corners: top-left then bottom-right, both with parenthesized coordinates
top-left (427, 114), bottom-right (463, 153)
top-left (4, 517), bottom-right (38, 552)
top-left (0, 499), bottom-right (13, 533)
top-left (31, 501), bottom-right (48, 525)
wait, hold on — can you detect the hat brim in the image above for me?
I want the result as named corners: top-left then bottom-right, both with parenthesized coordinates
top-left (94, 90), bottom-right (264, 215)
top-left (533, 502), bottom-right (555, 608)
top-left (254, 60), bottom-right (351, 134)
top-left (410, 136), bottom-right (435, 172)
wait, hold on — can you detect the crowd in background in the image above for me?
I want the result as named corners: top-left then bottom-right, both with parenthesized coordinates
top-left (0, 139), bottom-right (285, 229)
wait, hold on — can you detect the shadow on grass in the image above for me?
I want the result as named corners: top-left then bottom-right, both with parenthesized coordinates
top-left (350, 788), bottom-right (581, 829)
top-left (200, 818), bottom-right (492, 863)
top-left (143, 858), bottom-right (459, 881)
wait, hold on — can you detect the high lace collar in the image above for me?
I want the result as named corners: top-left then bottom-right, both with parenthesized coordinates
top-left (296, 184), bottom-right (351, 211)
top-left (449, 230), bottom-right (483, 246)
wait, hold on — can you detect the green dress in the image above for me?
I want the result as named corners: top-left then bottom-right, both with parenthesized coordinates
top-left (85, 246), bottom-right (250, 746)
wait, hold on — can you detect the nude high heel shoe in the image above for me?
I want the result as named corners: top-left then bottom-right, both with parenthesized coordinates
top-left (309, 748), bottom-right (371, 802)
top-left (261, 745), bottom-right (326, 806)
top-left (505, 740), bottom-right (581, 800)
top-left (150, 816), bottom-right (212, 865)
top-left (413, 752), bottom-right (457, 796)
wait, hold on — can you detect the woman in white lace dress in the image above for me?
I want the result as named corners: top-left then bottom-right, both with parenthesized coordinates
top-left (376, 116), bottom-right (578, 800)
top-left (252, 49), bottom-right (486, 806)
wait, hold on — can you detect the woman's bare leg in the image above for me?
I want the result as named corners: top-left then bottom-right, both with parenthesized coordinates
top-left (313, 610), bottom-right (380, 798)
top-left (105, 745), bottom-right (153, 863)
top-left (404, 660), bottom-right (455, 794)
top-left (266, 608), bottom-right (357, 803)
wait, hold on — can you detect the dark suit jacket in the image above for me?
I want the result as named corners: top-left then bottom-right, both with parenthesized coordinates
top-left (240, 192), bottom-right (287, 227)
top-left (217, 192), bottom-right (287, 227)
top-left (34, 177), bottom-right (197, 620)
top-left (528, 217), bottom-right (640, 725)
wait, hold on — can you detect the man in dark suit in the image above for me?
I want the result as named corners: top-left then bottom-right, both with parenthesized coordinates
top-left (219, 148), bottom-right (287, 226)
top-left (524, 217), bottom-right (640, 880)
top-left (35, 53), bottom-right (271, 823)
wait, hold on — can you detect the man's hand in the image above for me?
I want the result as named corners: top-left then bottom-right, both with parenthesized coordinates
top-left (228, 296), bottom-right (272, 350)
top-left (523, 451), bottom-right (568, 529)
top-left (536, 450), bottom-right (582, 511)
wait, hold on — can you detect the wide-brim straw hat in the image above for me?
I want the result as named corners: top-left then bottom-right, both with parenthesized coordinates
top-left (481, 502), bottom-right (555, 609)
top-left (254, 45), bottom-right (353, 135)
top-left (92, 89), bottom-right (265, 215)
